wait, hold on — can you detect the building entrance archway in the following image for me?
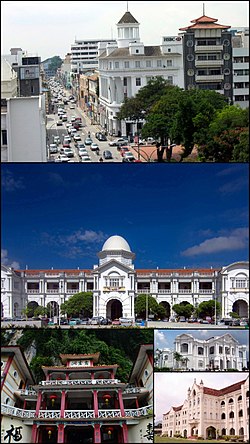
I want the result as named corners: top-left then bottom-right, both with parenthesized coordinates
top-left (106, 299), bottom-right (123, 320)
top-left (206, 426), bottom-right (216, 439)
top-left (159, 301), bottom-right (170, 319)
top-left (232, 299), bottom-right (248, 317)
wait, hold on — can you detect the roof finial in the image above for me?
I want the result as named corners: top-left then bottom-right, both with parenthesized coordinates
top-left (127, 1), bottom-right (129, 12)
top-left (203, 2), bottom-right (205, 15)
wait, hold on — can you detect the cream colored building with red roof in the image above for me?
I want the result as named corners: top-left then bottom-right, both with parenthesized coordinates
top-left (162, 377), bottom-right (249, 441)
top-left (1, 235), bottom-right (249, 321)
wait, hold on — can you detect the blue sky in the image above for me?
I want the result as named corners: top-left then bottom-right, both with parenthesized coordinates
top-left (1, 163), bottom-right (249, 271)
top-left (2, 1), bottom-right (249, 60)
top-left (154, 329), bottom-right (249, 359)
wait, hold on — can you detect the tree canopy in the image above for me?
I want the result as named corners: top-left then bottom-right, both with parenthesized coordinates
top-left (172, 302), bottom-right (194, 319)
top-left (196, 300), bottom-right (221, 318)
top-left (60, 292), bottom-right (93, 317)
top-left (135, 294), bottom-right (166, 319)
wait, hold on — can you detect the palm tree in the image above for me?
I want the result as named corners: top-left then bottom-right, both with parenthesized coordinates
top-left (173, 352), bottom-right (183, 369)
top-left (182, 357), bottom-right (190, 370)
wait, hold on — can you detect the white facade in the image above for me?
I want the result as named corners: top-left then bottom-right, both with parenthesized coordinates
top-left (1, 58), bottom-right (18, 98)
top-left (232, 28), bottom-right (249, 109)
top-left (1, 236), bottom-right (249, 320)
top-left (71, 39), bottom-right (116, 74)
top-left (162, 377), bottom-right (249, 441)
top-left (155, 333), bottom-right (248, 371)
top-left (4, 95), bottom-right (47, 162)
top-left (98, 10), bottom-right (184, 136)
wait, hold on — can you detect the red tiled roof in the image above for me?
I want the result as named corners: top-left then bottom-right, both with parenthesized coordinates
top-left (203, 379), bottom-right (247, 397)
top-left (179, 14), bottom-right (230, 31)
top-left (173, 405), bottom-right (183, 411)
top-left (136, 268), bottom-right (219, 273)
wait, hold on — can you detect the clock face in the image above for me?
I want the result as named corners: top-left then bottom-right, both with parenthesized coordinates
top-left (187, 69), bottom-right (194, 76)
top-left (224, 53), bottom-right (230, 60)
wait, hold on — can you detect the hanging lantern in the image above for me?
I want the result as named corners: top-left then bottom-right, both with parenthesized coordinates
top-left (107, 426), bottom-right (113, 436)
top-left (102, 393), bottom-right (111, 405)
top-left (49, 394), bottom-right (57, 406)
top-left (46, 427), bottom-right (53, 439)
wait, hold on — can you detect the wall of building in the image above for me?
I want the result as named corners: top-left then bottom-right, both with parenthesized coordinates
top-left (1, 416), bottom-right (32, 444)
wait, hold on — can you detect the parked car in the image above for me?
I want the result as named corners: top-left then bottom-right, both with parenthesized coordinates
top-left (178, 316), bottom-right (186, 322)
top-left (53, 136), bottom-right (60, 145)
top-left (59, 319), bottom-right (68, 325)
top-left (119, 317), bottom-right (134, 326)
top-left (80, 155), bottom-right (91, 162)
top-left (91, 143), bottom-right (99, 151)
top-left (80, 318), bottom-right (90, 325)
top-left (100, 318), bottom-right (112, 325)
top-left (89, 316), bottom-right (104, 325)
top-left (69, 318), bottom-right (81, 325)
top-left (63, 148), bottom-right (74, 158)
top-left (120, 146), bottom-right (130, 157)
top-left (73, 134), bottom-right (81, 142)
top-left (103, 150), bottom-right (112, 159)
top-left (56, 120), bottom-right (63, 126)
top-left (55, 154), bottom-right (69, 162)
top-left (112, 318), bottom-right (121, 325)
top-left (123, 151), bottom-right (135, 161)
top-left (96, 132), bottom-right (107, 141)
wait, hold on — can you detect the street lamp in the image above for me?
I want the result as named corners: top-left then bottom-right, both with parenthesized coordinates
top-left (145, 293), bottom-right (149, 326)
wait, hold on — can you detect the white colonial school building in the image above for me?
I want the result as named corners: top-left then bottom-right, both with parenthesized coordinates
top-left (1, 235), bottom-right (249, 320)
top-left (162, 377), bottom-right (249, 441)
top-left (154, 332), bottom-right (248, 371)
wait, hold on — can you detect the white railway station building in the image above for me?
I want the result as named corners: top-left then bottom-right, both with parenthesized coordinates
top-left (1, 235), bottom-right (249, 320)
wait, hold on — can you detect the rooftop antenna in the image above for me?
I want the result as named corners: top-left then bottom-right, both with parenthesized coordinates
top-left (127, 1), bottom-right (129, 11)
top-left (203, 2), bottom-right (205, 15)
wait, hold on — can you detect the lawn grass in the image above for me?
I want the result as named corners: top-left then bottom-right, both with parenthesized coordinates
top-left (154, 437), bottom-right (228, 443)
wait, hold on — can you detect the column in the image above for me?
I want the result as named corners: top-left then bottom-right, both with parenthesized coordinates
top-left (1, 353), bottom-right (14, 389)
top-left (57, 424), bottom-right (65, 444)
top-left (135, 397), bottom-right (139, 409)
top-left (35, 391), bottom-right (43, 416)
top-left (31, 424), bottom-right (38, 443)
top-left (93, 390), bottom-right (99, 417)
top-left (60, 391), bottom-right (66, 418)
top-left (94, 424), bottom-right (101, 443)
top-left (118, 389), bottom-right (125, 416)
top-left (122, 423), bottom-right (129, 443)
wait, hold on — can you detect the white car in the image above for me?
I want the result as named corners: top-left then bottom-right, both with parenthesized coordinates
top-left (63, 136), bottom-right (71, 143)
top-left (63, 148), bottom-right (74, 158)
top-left (123, 151), bottom-right (135, 161)
top-left (71, 116), bottom-right (76, 122)
top-left (55, 154), bottom-right (69, 162)
top-left (69, 104), bottom-right (75, 109)
top-left (79, 148), bottom-right (88, 157)
top-left (109, 138), bottom-right (126, 147)
top-left (49, 144), bottom-right (58, 153)
top-left (53, 136), bottom-right (60, 145)
top-left (73, 134), bottom-right (81, 142)
top-left (81, 155), bottom-right (91, 162)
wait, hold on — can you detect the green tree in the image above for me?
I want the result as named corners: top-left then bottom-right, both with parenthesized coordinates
top-left (173, 352), bottom-right (183, 369)
top-left (60, 292), bottom-right (93, 318)
top-left (34, 306), bottom-right (48, 317)
top-left (21, 306), bottom-right (34, 319)
top-left (196, 300), bottom-right (221, 319)
top-left (134, 294), bottom-right (166, 319)
top-left (172, 302), bottom-right (194, 319)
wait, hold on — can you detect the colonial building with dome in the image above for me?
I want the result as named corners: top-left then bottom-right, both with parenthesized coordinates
top-left (1, 235), bottom-right (249, 320)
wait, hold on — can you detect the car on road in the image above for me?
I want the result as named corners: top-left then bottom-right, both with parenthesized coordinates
top-left (78, 147), bottom-right (88, 156)
top-left (89, 316), bottom-right (104, 325)
top-left (76, 142), bottom-right (85, 149)
top-left (63, 136), bottom-right (71, 143)
top-left (103, 150), bottom-right (112, 159)
top-left (53, 136), bottom-right (60, 145)
top-left (56, 120), bottom-right (63, 126)
top-left (49, 144), bottom-right (58, 153)
top-left (120, 146), bottom-right (130, 157)
top-left (95, 132), bottom-right (107, 141)
top-left (71, 116), bottom-right (76, 122)
top-left (62, 115), bottom-right (68, 122)
top-left (80, 318), bottom-right (90, 325)
top-left (91, 142), bottom-right (99, 151)
top-left (119, 317), bottom-right (134, 326)
top-left (178, 316), bottom-right (186, 322)
top-left (73, 134), bottom-right (81, 142)
top-left (62, 141), bottom-right (70, 148)
top-left (63, 148), bottom-right (74, 158)
top-left (55, 154), bottom-right (69, 162)
top-left (109, 138), bottom-right (126, 147)
top-left (85, 137), bottom-right (93, 145)
top-left (69, 104), bottom-right (75, 109)
top-left (123, 151), bottom-right (135, 162)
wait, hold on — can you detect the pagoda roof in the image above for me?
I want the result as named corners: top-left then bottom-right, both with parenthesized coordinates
top-left (41, 364), bottom-right (119, 375)
top-left (179, 15), bottom-right (231, 31)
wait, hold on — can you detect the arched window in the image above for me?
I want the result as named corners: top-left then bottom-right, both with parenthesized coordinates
top-left (239, 428), bottom-right (244, 436)
top-left (228, 398), bottom-right (234, 404)
top-left (229, 411), bottom-right (234, 418)
top-left (221, 413), bottom-right (226, 419)
top-left (193, 390), bottom-right (196, 396)
top-left (181, 343), bottom-right (188, 353)
top-left (5, 397), bottom-right (10, 405)
top-left (246, 391), bottom-right (249, 398)
top-left (238, 395), bottom-right (242, 401)
top-left (209, 346), bottom-right (214, 354)
top-left (222, 428), bottom-right (226, 435)
top-left (239, 410), bottom-right (243, 417)
top-left (230, 429), bottom-right (235, 436)
top-left (221, 401), bottom-right (225, 406)
top-left (198, 347), bottom-right (204, 355)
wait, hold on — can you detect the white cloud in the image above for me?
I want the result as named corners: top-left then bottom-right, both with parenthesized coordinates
top-left (181, 228), bottom-right (249, 257)
top-left (66, 230), bottom-right (106, 244)
top-left (154, 330), bottom-right (168, 348)
top-left (1, 249), bottom-right (20, 269)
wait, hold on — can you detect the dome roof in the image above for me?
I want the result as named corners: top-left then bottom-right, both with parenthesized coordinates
top-left (102, 235), bottom-right (131, 252)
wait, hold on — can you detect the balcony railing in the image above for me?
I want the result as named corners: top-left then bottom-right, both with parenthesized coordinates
top-left (2, 404), bottom-right (153, 420)
top-left (64, 410), bottom-right (95, 419)
top-left (125, 405), bottom-right (153, 417)
top-left (103, 287), bottom-right (126, 292)
top-left (158, 289), bottom-right (171, 294)
top-left (66, 289), bottom-right (79, 294)
top-left (2, 404), bottom-right (36, 419)
top-left (46, 289), bottom-right (60, 293)
top-left (27, 289), bottom-right (40, 293)
top-left (40, 379), bottom-right (121, 387)
top-left (17, 389), bottom-right (37, 396)
top-left (137, 289), bottom-right (150, 294)
top-left (199, 289), bottom-right (213, 294)
top-left (178, 289), bottom-right (192, 293)
top-left (123, 387), bottom-right (141, 394)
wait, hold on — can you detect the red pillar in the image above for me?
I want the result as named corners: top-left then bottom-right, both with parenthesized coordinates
top-left (122, 423), bottom-right (129, 443)
top-left (46, 372), bottom-right (50, 381)
top-left (35, 391), bottom-right (43, 416)
top-left (94, 424), bottom-right (101, 443)
top-left (57, 424), bottom-right (65, 443)
top-left (118, 389), bottom-right (125, 416)
top-left (93, 390), bottom-right (98, 417)
top-left (66, 373), bottom-right (69, 380)
top-left (23, 399), bottom-right (27, 409)
top-left (60, 391), bottom-right (66, 418)
top-left (110, 369), bottom-right (115, 379)
top-left (31, 424), bottom-right (38, 443)
top-left (1, 353), bottom-right (14, 389)
top-left (135, 397), bottom-right (139, 409)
